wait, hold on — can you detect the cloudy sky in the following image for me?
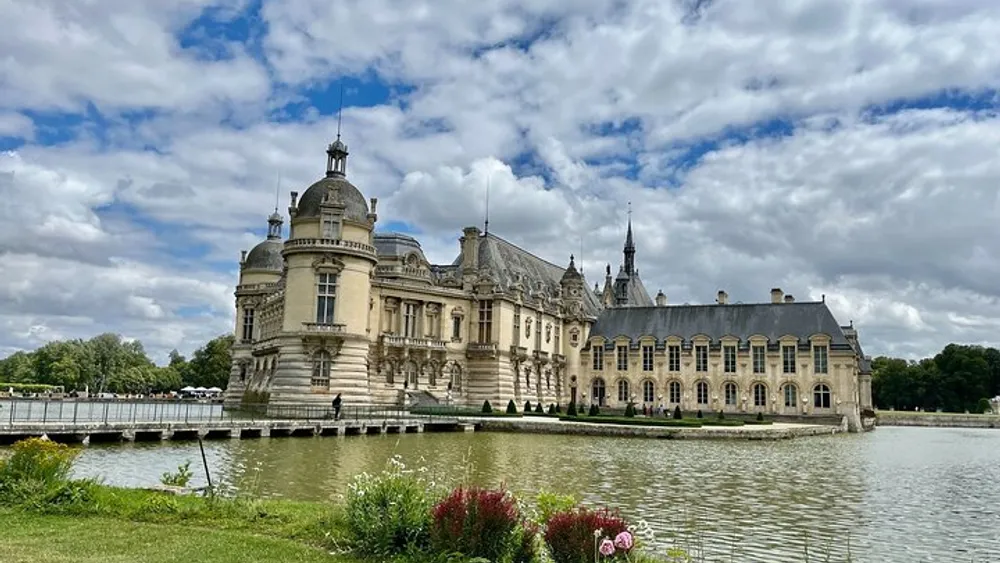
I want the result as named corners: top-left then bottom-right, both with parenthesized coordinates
top-left (2, 0), bottom-right (999, 363)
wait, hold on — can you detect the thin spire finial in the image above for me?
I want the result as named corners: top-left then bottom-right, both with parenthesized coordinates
top-left (579, 235), bottom-right (584, 274)
top-left (628, 201), bottom-right (632, 221)
top-left (274, 173), bottom-right (281, 213)
top-left (336, 83), bottom-right (345, 141)
top-left (484, 172), bottom-right (491, 235)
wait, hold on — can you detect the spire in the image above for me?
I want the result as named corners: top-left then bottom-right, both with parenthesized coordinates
top-left (484, 172), bottom-right (491, 235)
top-left (326, 84), bottom-right (349, 178)
top-left (267, 175), bottom-right (283, 239)
top-left (623, 201), bottom-right (636, 276)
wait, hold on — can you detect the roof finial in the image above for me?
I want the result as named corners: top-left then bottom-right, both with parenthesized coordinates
top-left (484, 171), bottom-right (491, 235)
top-left (336, 83), bottom-right (344, 141)
top-left (274, 173), bottom-right (281, 214)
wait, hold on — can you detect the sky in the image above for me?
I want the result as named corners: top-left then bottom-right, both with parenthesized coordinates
top-left (1, 0), bottom-right (1000, 364)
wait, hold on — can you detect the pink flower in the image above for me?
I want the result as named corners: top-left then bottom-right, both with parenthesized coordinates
top-left (599, 539), bottom-right (615, 557)
top-left (614, 531), bottom-right (634, 551)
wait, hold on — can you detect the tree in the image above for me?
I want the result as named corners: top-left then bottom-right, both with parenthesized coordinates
top-left (183, 335), bottom-right (234, 389)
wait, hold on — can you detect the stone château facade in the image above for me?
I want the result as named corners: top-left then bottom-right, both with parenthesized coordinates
top-left (225, 135), bottom-right (875, 431)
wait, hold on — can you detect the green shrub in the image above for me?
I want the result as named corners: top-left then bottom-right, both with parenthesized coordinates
top-left (344, 456), bottom-right (433, 557)
top-left (673, 405), bottom-right (682, 420)
top-left (535, 491), bottom-right (577, 524)
top-left (534, 403), bottom-right (544, 414)
top-left (566, 402), bottom-right (577, 416)
top-left (524, 400), bottom-right (532, 413)
top-left (547, 404), bottom-right (556, 415)
top-left (977, 398), bottom-right (993, 414)
top-left (588, 404), bottom-right (599, 416)
top-left (482, 400), bottom-right (493, 414)
top-left (555, 404), bottom-right (562, 414)
top-left (507, 400), bottom-right (518, 414)
top-left (558, 416), bottom-right (701, 428)
top-left (696, 409), bottom-right (703, 419)
top-left (0, 437), bottom-right (79, 505)
top-left (0, 383), bottom-right (57, 394)
top-left (160, 461), bottom-right (193, 488)
top-left (624, 403), bottom-right (636, 418)
top-left (756, 411), bottom-right (764, 421)
top-left (544, 507), bottom-right (630, 563)
top-left (717, 410), bottom-right (725, 420)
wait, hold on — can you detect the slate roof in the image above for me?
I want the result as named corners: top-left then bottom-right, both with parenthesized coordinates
top-left (624, 275), bottom-right (654, 307)
top-left (451, 233), bottom-right (602, 316)
top-left (590, 302), bottom-right (851, 346)
top-left (374, 232), bottom-right (425, 259)
top-left (243, 239), bottom-right (284, 271)
top-left (294, 176), bottom-right (369, 222)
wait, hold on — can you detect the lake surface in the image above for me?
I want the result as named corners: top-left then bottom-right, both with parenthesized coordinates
top-left (64, 427), bottom-right (1000, 562)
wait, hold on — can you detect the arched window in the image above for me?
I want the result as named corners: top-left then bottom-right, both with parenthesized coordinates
top-left (450, 364), bottom-right (462, 391)
top-left (617, 379), bottom-right (630, 402)
top-left (724, 382), bottom-right (738, 406)
top-left (669, 381), bottom-right (681, 404)
top-left (642, 380), bottom-right (655, 403)
top-left (592, 378), bottom-right (606, 406)
top-left (814, 384), bottom-right (831, 409)
top-left (311, 351), bottom-right (331, 388)
top-left (753, 383), bottom-right (767, 407)
top-left (696, 381), bottom-right (709, 405)
top-left (783, 384), bottom-right (798, 407)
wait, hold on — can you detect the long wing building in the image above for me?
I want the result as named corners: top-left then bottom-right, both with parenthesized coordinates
top-left (226, 135), bottom-right (874, 432)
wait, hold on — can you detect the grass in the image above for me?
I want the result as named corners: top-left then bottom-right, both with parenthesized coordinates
top-left (0, 509), bottom-right (354, 563)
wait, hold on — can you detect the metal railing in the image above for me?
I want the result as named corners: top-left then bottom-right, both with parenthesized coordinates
top-left (0, 400), bottom-right (459, 428)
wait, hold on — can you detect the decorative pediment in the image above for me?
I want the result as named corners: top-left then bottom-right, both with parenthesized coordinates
top-left (426, 303), bottom-right (441, 314)
top-left (312, 253), bottom-right (346, 272)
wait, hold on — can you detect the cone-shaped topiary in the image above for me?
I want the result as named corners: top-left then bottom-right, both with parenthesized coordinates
top-left (482, 400), bottom-right (493, 413)
top-left (717, 410), bottom-right (725, 420)
top-left (624, 402), bottom-right (636, 418)
top-left (673, 405), bottom-right (682, 420)
top-left (567, 402), bottom-right (577, 416)
top-left (696, 409), bottom-right (703, 419)
top-left (535, 403), bottom-right (544, 413)
top-left (525, 400), bottom-right (532, 412)
top-left (588, 403), bottom-right (600, 416)
top-left (506, 399), bottom-right (518, 414)
top-left (547, 404), bottom-right (556, 414)
top-left (555, 404), bottom-right (562, 413)
top-left (756, 411), bottom-right (764, 421)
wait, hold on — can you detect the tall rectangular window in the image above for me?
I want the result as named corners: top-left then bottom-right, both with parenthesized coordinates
top-left (814, 345), bottom-right (829, 374)
top-left (477, 300), bottom-right (493, 342)
top-left (241, 308), bottom-right (255, 343)
top-left (554, 324), bottom-right (560, 351)
top-left (451, 316), bottom-right (462, 340)
top-left (695, 345), bottom-right (708, 372)
top-left (593, 346), bottom-right (604, 371)
top-left (723, 345), bottom-right (737, 373)
top-left (782, 345), bottom-right (797, 374)
top-left (616, 345), bottom-right (628, 371)
top-left (403, 303), bottom-right (417, 337)
top-left (752, 345), bottom-right (766, 374)
top-left (642, 345), bottom-right (654, 372)
top-left (513, 308), bottom-right (521, 344)
top-left (668, 345), bottom-right (680, 372)
top-left (316, 273), bottom-right (336, 324)
top-left (321, 214), bottom-right (341, 239)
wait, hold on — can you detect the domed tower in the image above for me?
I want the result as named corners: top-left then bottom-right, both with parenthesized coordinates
top-left (560, 255), bottom-right (589, 406)
top-left (274, 134), bottom-right (379, 407)
top-left (227, 211), bottom-right (285, 405)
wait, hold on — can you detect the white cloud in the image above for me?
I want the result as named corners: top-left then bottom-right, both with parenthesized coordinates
top-left (2, 0), bottom-right (1000, 362)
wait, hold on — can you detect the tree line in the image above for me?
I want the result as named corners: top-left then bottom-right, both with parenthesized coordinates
top-left (872, 343), bottom-right (1000, 413)
top-left (0, 333), bottom-right (234, 394)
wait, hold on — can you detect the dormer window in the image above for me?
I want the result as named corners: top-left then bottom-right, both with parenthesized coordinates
top-left (321, 212), bottom-right (341, 239)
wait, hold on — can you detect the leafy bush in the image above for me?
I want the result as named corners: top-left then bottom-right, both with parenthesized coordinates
top-left (535, 491), bottom-right (577, 524)
top-left (673, 405), bottom-right (682, 420)
top-left (0, 383), bottom-right (58, 394)
top-left (430, 486), bottom-right (522, 562)
top-left (567, 402), bottom-right (577, 416)
top-left (160, 461), bottom-right (193, 488)
top-left (557, 416), bottom-right (701, 428)
top-left (513, 520), bottom-right (541, 563)
top-left (507, 400), bottom-right (518, 414)
top-left (482, 400), bottom-right (493, 414)
top-left (534, 403), bottom-right (544, 414)
top-left (524, 400), bottom-right (532, 413)
top-left (588, 404), bottom-right (599, 416)
top-left (344, 456), bottom-right (433, 557)
top-left (544, 507), bottom-right (630, 563)
top-left (0, 437), bottom-right (79, 505)
top-left (977, 398), bottom-right (993, 414)
top-left (624, 403), bottom-right (636, 418)
top-left (756, 411), bottom-right (764, 421)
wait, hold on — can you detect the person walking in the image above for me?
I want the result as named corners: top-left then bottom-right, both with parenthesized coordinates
top-left (331, 393), bottom-right (342, 421)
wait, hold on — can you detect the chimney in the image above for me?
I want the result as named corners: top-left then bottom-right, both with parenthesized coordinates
top-left (240, 250), bottom-right (247, 264)
top-left (288, 191), bottom-right (299, 218)
top-left (770, 288), bottom-right (783, 304)
top-left (784, 294), bottom-right (795, 303)
top-left (370, 197), bottom-right (378, 214)
top-left (717, 290), bottom-right (728, 305)
top-left (368, 197), bottom-right (379, 222)
top-left (655, 290), bottom-right (667, 306)
top-left (460, 226), bottom-right (481, 274)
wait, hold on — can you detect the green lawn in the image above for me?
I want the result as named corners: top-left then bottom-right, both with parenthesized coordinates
top-left (0, 510), bottom-right (357, 563)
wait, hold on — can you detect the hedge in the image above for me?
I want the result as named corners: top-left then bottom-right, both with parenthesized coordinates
top-left (559, 415), bottom-right (703, 428)
top-left (0, 383), bottom-right (59, 393)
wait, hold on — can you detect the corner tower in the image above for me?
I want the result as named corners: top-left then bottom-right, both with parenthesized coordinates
top-left (271, 133), bottom-right (380, 408)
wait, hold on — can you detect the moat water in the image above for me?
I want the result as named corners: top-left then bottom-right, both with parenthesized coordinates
top-left (61, 426), bottom-right (1000, 562)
